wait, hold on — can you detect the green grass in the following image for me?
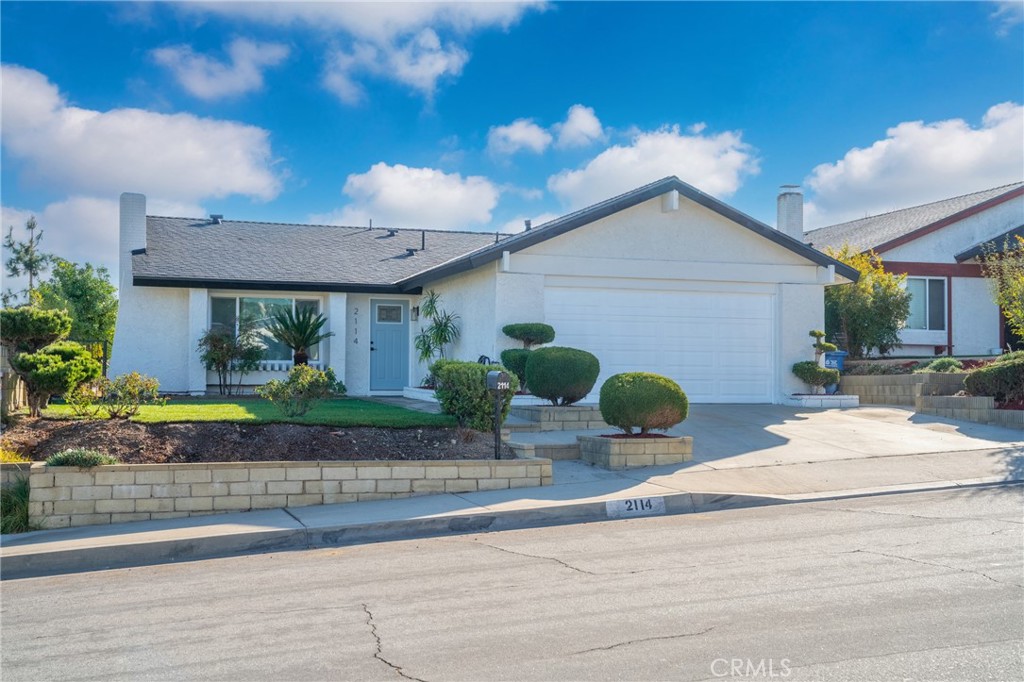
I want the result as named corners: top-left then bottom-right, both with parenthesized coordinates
top-left (43, 397), bottom-right (455, 428)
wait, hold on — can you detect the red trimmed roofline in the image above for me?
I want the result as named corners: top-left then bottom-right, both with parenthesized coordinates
top-left (874, 185), bottom-right (1024, 254)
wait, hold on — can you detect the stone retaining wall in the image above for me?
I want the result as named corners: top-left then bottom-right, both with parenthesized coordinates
top-left (26, 458), bottom-right (553, 529)
top-left (1, 462), bottom-right (31, 488)
top-left (510, 405), bottom-right (607, 431)
top-left (839, 373), bottom-right (968, 406)
top-left (915, 396), bottom-right (1024, 429)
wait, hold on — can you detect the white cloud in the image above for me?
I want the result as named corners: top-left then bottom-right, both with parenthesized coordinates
top-left (991, 1), bottom-right (1024, 35)
top-left (323, 29), bottom-right (468, 104)
top-left (186, 2), bottom-right (545, 103)
top-left (152, 38), bottom-right (290, 100)
top-left (547, 125), bottom-right (759, 209)
top-left (311, 163), bottom-right (499, 229)
top-left (554, 104), bottom-right (604, 149)
top-left (805, 102), bottom-right (1024, 227)
top-left (0, 64), bottom-right (281, 202)
top-left (487, 118), bottom-right (552, 155)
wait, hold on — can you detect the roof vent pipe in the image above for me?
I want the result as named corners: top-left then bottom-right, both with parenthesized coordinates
top-left (210, 214), bottom-right (223, 225)
top-left (421, 230), bottom-right (426, 250)
top-left (406, 248), bottom-right (417, 257)
top-left (387, 229), bottom-right (397, 237)
top-left (524, 219), bottom-right (532, 231)
top-left (369, 218), bottom-right (373, 228)
top-left (776, 185), bottom-right (804, 241)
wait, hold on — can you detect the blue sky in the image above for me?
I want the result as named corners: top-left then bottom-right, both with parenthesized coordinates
top-left (2, 1), bottom-right (1022, 288)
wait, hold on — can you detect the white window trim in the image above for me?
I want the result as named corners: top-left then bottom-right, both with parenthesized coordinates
top-left (208, 293), bottom-right (326, 371)
top-left (905, 276), bottom-right (947, 332)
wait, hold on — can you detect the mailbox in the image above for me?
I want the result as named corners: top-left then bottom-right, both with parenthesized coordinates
top-left (486, 370), bottom-right (511, 392)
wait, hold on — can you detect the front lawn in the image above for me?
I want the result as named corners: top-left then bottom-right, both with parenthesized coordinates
top-left (42, 397), bottom-right (455, 428)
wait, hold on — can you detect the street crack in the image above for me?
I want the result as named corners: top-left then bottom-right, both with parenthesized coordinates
top-left (362, 603), bottom-right (427, 682)
top-left (473, 541), bottom-right (598, 575)
top-left (847, 549), bottom-right (1022, 589)
top-left (572, 627), bottom-right (716, 655)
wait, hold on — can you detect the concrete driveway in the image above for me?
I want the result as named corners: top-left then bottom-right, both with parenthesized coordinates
top-left (668, 404), bottom-right (1024, 469)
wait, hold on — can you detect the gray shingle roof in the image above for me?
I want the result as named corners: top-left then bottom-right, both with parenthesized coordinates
top-left (133, 217), bottom-right (504, 291)
top-left (804, 182), bottom-right (1024, 253)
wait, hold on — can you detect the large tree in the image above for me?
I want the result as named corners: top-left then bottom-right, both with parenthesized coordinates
top-left (3, 217), bottom-right (53, 306)
top-left (979, 235), bottom-right (1024, 345)
top-left (38, 259), bottom-right (118, 347)
top-left (824, 246), bottom-right (912, 359)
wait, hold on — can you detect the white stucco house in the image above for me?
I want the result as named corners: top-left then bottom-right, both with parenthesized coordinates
top-left (110, 177), bottom-right (859, 403)
top-left (806, 182), bottom-right (1024, 357)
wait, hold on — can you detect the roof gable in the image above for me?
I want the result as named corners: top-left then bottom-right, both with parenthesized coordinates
top-left (398, 176), bottom-right (859, 289)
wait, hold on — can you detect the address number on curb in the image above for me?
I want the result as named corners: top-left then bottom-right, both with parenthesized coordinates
top-left (606, 496), bottom-right (666, 518)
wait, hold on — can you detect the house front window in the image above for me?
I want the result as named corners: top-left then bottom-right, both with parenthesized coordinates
top-left (210, 296), bottom-right (322, 362)
top-left (905, 277), bottom-right (946, 331)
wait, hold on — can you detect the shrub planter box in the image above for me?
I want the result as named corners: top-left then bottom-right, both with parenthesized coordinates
top-left (22, 458), bottom-right (554, 529)
top-left (915, 395), bottom-right (1024, 429)
top-left (510, 404), bottom-right (607, 431)
top-left (577, 435), bottom-right (692, 470)
top-left (787, 394), bottom-right (859, 408)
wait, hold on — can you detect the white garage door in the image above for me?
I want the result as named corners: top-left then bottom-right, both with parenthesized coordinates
top-left (544, 285), bottom-right (775, 403)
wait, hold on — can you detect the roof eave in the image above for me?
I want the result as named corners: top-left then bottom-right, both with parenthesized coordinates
top-left (133, 276), bottom-right (421, 295)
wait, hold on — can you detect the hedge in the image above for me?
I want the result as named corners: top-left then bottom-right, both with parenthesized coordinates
top-left (964, 357), bottom-right (1024, 403)
top-left (433, 360), bottom-right (519, 431)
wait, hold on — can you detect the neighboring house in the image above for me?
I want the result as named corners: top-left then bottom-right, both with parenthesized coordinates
top-left (110, 177), bottom-right (857, 403)
top-left (806, 183), bottom-right (1024, 357)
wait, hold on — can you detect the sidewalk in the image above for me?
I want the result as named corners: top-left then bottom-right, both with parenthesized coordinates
top-left (3, 439), bottom-right (1021, 580)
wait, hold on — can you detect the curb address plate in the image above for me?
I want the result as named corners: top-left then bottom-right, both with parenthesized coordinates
top-left (606, 496), bottom-right (666, 518)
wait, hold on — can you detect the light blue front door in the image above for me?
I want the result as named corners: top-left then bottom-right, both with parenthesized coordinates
top-left (370, 300), bottom-right (409, 391)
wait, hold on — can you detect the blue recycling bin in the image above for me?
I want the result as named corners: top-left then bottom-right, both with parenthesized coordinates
top-left (824, 351), bottom-right (848, 371)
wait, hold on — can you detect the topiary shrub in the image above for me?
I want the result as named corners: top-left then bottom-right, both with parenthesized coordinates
top-left (433, 360), bottom-right (519, 431)
top-left (502, 323), bottom-right (555, 348)
top-left (599, 372), bottom-right (689, 435)
top-left (9, 341), bottom-right (101, 417)
top-left (915, 357), bottom-right (964, 374)
top-left (256, 365), bottom-right (345, 418)
top-left (499, 348), bottom-right (531, 387)
top-left (46, 448), bottom-right (119, 467)
top-left (964, 357), bottom-right (1024, 403)
top-left (525, 346), bottom-right (600, 406)
top-left (792, 361), bottom-right (840, 392)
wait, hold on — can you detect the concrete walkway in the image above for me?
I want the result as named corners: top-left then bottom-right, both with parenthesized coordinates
top-left (2, 405), bottom-right (1021, 580)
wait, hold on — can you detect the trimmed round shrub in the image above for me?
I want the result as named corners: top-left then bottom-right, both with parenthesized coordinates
top-left (917, 357), bottom-right (964, 373)
top-left (433, 360), bottom-right (519, 431)
top-left (502, 323), bottom-right (555, 348)
top-left (792, 361), bottom-right (840, 389)
top-left (46, 448), bottom-right (119, 467)
top-left (525, 346), bottom-right (600, 406)
top-left (599, 372), bottom-right (689, 435)
top-left (964, 357), bottom-right (1024, 403)
top-left (499, 348), bottom-right (531, 386)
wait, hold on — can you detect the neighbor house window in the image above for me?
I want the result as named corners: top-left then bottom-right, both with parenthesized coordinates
top-left (210, 296), bottom-right (322, 361)
top-left (905, 278), bottom-right (946, 331)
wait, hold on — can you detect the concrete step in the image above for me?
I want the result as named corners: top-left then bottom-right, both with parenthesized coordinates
top-left (508, 440), bottom-right (581, 461)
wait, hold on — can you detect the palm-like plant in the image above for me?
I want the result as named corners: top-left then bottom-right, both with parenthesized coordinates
top-left (267, 307), bottom-right (334, 365)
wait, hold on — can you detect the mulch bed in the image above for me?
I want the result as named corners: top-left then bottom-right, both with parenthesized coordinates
top-left (0, 418), bottom-right (514, 464)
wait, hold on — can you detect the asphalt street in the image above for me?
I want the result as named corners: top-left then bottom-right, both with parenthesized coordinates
top-left (2, 486), bottom-right (1021, 682)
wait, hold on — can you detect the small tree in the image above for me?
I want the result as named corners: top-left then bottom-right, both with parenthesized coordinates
top-left (10, 341), bottom-right (101, 416)
top-left (979, 235), bottom-right (1024, 344)
top-left (38, 259), bottom-right (118, 349)
top-left (266, 307), bottom-right (333, 365)
top-left (414, 290), bottom-right (461, 364)
top-left (3, 217), bottom-right (53, 306)
top-left (1, 307), bottom-right (76, 418)
top-left (824, 246), bottom-right (911, 359)
top-left (197, 318), bottom-right (264, 394)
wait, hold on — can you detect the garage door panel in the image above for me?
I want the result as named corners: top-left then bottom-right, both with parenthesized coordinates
top-left (545, 285), bottom-right (774, 403)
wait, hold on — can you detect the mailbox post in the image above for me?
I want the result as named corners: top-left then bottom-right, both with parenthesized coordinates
top-left (486, 370), bottom-right (510, 460)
